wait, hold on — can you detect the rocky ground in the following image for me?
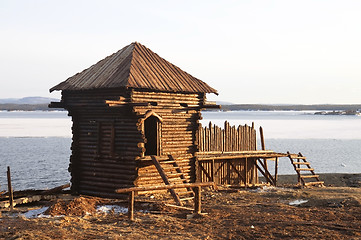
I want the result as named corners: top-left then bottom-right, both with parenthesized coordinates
top-left (1, 174), bottom-right (361, 240)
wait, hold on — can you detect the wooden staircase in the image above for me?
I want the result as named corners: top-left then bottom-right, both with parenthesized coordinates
top-left (287, 152), bottom-right (324, 187)
top-left (151, 155), bottom-right (194, 206)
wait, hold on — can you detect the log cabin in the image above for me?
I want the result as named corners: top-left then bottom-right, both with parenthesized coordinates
top-left (50, 42), bottom-right (319, 200)
top-left (50, 42), bottom-right (220, 198)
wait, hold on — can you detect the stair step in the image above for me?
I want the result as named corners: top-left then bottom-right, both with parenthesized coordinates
top-left (296, 168), bottom-right (314, 171)
top-left (304, 181), bottom-right (324, 186)
top-left (292, 156), bottom-right (306, 160)
top-left (179, 197), bottom-right (194, 201)
top-left (159, 160), bottom-right (176, 164)
top-left (169, 180), bottom-right (190, 185)
top-left (165, 173), bottom-right (184, 177)
top-left (300, 175), bottom-right (319, 179)
top-left (176, 190), bottom-right (194, 196)
top-left (292, 162), bottom-right (310, 165)
top-left (159, 165), bottom-right (178, 170)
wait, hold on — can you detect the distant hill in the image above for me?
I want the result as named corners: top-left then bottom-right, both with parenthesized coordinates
top-left (0, 97), bottom-right (59, 104)
top-left (0, 96), bottom-right (360, 112)
top-left (0, 96), bottom-right (62, 111)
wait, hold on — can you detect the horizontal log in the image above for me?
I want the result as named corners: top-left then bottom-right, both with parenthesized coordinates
top-left (78, 152), bottom-right (140, 160)
top-left (79, 175), bottom-right (135, 185)
top-left (80, 171), bottom-right (136, 180)
top-left (132, 91), bottom-right (199, 98)
top-left (131, 94), bottom-right (200, 101)
top-left (79, 180), bottom-right (132, 189)
top-left (115, 182), bottom-right (214, 193)
top-left (78, 166), bottom-right (135, 175)
top-left (79, 190), bottom-right (128, 199)
top-left (78, 158), bottom-right (137, 166)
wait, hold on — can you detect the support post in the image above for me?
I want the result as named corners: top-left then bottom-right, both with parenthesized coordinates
top-left (194, 186), bottom-right (201, 214)
top-left (211, 159), bottom-right (215, 182)
top-left (259, 126), bottom-right (268, 171)
top-left (128, 191), bottom-right (134, 221)
top-left (274, 157), bottom-right (279, 186)
top-left (7, 166), bottom-right (14, 210)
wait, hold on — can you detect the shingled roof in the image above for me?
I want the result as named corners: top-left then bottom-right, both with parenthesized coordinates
top-left (50, 42), bottom-right (217, 94)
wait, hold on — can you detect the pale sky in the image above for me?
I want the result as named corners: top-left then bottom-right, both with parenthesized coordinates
top-left (1, 0), bottom-right (360, 104)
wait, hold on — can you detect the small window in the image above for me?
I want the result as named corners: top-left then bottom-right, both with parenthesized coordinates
top-left (144, 116), bottom-right (160, 156)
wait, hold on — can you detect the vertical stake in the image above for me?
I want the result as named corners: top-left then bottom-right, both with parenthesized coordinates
top-left (194, 186), bottom-right (201, 214)
top-left (128, 191), bottom-right (134, 221)
top-left (274, 157), bottom-right (279, 187)
top-left (7, 166), bottom-right (14, 210)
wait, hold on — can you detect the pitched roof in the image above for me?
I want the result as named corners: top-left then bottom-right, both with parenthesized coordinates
top-left (50, 42), bottom-right (217, 94)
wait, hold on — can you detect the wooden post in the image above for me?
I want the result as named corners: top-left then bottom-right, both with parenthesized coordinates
top-left (211, 159), bottom-right (215, 182)
top-left (259, 126), bottom-right (269, 179)
top-left (151, 156), bottom-right (182, 206)
top-left (7, 166), bottom-right (14, 210)
top-left (244, 158), bottom-right (248, 188)
top-left (194, 186), bottom-right (201, 214)
top-left (259, 126), bottom-right (265, 151)
top-left (128, 191), bottom-right (134, 221)
top-left (274, 157), bottom-right (279, 186)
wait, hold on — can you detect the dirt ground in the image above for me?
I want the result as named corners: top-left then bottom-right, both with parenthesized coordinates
top-left (1, 174), bottom-right (361, 240)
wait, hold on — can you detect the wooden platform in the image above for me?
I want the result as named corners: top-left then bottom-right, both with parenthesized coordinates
top-left (196, 150), bottom-right (287, 187)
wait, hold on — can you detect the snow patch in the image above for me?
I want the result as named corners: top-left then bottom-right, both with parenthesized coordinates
top-left (289, 199), bottom-right (308, 206)
top-left (22, 207), bottom-right (50, 218)
top-left (96, 205), bottom-right (128, 214)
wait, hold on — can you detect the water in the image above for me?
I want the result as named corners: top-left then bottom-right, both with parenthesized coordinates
top-left (201, 111), bottom-right (361, 139)
top-left (0, 110), bottom-right (360, 191)
top-left (0, 137), bottom-right (71, 191)
top-left (202, 111), bottom-right (361, 175)
top-left (0, 111), bottom-right (72, 191)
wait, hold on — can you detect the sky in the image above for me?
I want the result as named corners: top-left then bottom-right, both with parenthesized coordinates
top-left (1, 0), bottom-right (360, 104)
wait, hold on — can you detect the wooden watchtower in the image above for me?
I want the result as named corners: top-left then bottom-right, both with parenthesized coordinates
top-left (50, 42), bottom-right (218, 198)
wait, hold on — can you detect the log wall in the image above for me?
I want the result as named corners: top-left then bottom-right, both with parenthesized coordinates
top-left (61, 89), bottom-right (205, 198)
top-left (63, 89), bottom-right (143, 198)
top-left (131, 90), bottom-right (204, 187)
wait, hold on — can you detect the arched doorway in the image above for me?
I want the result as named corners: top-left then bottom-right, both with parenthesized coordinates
top-left (144, 115), bottom-right (161, 156)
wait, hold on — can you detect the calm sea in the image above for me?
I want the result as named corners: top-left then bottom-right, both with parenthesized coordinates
top-left (0, 110), bottom-right (360, 191)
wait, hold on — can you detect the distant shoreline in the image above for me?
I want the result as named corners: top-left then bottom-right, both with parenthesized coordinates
top-left (220, 104), bottom-right (361, 112)
top-left (1, 103), bottom-right (361, 112)
top-left (0, 104), bottom-right (64, 111)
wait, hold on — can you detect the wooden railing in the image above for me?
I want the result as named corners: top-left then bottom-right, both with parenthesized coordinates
top-left (115, 182), bottom-right (215, 220)
top-left (198, 121), bottom-right (256, 152)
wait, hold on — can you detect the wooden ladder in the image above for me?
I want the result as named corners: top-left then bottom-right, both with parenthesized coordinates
top-left (151, 155), bottom-right (194, 206)
top-left (287, 152), bottom-right (324, 187)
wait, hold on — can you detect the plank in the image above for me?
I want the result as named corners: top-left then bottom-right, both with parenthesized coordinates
top-left (150, 156), bottom-right (182, 205)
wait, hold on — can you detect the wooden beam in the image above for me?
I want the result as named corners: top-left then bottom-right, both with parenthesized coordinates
top-left (254, 159), bottom-right (276, 186)
top-left (198, 163), bottom-right (213, 182)
top-left (115, 182), bottom-right (215, 193)
top-left (150, 156), bottom-right (181, 206)
top-left (41, 183), bottom-right (70, 195)
top-left (228, 161), bottom-right (246, 183)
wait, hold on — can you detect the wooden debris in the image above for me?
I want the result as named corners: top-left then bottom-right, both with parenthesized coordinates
top-left (41, 183), bottom-right (70, 195)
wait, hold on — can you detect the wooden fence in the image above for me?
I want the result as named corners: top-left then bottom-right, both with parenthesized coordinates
top-left (197, 121), bottom-right (258, 186)
top-left (198, 121), bottom-right (257, 152)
